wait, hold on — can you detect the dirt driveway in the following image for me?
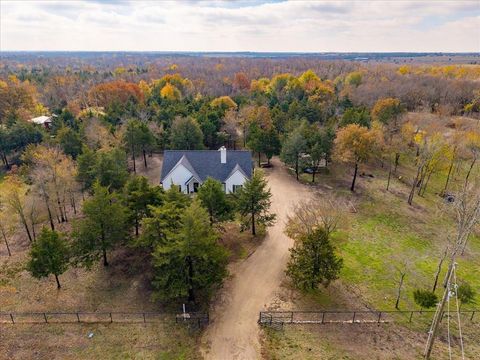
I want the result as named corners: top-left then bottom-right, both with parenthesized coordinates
top-left (201, 157), bottom-right (313, 360)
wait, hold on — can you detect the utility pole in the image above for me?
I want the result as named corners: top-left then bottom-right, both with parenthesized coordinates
top-left (425, 182), bottom-right (480, 359)
top-left (424, 262), bottom-right (454, 359)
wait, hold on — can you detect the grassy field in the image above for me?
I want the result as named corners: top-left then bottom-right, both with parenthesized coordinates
top-left (0, 323), bottom-right (200, 360)
top-left (265, 123), bottom-right (480, 359)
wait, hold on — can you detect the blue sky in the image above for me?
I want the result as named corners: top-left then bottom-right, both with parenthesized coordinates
top-left (1, 0), bottom-right (479, 52)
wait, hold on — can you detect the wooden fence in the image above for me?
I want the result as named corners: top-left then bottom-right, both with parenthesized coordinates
top-left (0, 311), bottom-right (209, 328)
top-left (259, 309), bottom-right (478, 329)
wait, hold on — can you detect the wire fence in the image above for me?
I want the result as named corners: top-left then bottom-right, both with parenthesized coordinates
top-left (0, 311), bottom-right (209, 328)
top-left (259, 309), bottom-right (478, 330)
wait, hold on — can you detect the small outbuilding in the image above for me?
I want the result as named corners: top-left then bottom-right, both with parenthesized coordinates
top-left (29, 115), bottom-right (53, 129)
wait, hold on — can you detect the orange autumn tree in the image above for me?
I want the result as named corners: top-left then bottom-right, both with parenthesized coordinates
top-left (87, 80), bottom-right (144, 108)
top-left (334, 124), bottom-right (383, 192)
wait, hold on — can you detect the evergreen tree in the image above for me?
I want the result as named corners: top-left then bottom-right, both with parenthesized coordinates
top-left (72, 182), bottom-right (129, 267)
top-left (197, 177), bottom-right (232, 225)
top-left (57, 126), bottom-right (83, 159)
top-left (280, 127), bottom-right (307, 180)
top-left (169, 116), bottom-right (204, 150)
top-left (95, 148), bottom-right (129, 191)
top-left (124, 176), bottom-right (163, 236)
top-left (286, 228), bottom-right (343, 290)
top-left (151, 199), bottom-right (228, 302)
top-left (235, 170), bottom-right (276, 235)
top-left (138, 186), bottom-right (189, 248)
top-left (76, 145), bottom-right (97, 192)
top-left (27, 227), bottom-right (69, 289)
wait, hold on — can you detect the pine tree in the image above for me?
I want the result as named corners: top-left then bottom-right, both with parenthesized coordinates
top-left (27, 227), bottom-right (69, 289)
top-left (72, 182), bottom-right (129, 267)
top-left (286, 228), bottom-right (343, 290)
top-left (235, 170), bottom-right (276, 235)
top-left (197, 177), bottom-right (232, 225)
top-left (151, 199), bottom-right (228, 302)
top-left (138, 186), bottom-right (189, 248)
top-left (124, 176), bottom-right (163, 236)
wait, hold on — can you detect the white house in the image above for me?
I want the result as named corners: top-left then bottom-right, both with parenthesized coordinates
top-left (160, 147), bottom-right (252, 194)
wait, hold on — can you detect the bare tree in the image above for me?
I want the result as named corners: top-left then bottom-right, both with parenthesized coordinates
top-left (425, 180), bottom-right (480, 359)
top-left (285, 194), bottom-right (348, 240)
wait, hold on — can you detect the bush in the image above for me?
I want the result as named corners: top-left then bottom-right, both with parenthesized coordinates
top-left (413, 289), bottom-right (438, 309)
top-left (457, 282), bottom-right (476, 308)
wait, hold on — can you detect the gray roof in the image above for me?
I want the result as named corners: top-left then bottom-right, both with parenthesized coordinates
top-left (161, 150), bottom-right (253, 183)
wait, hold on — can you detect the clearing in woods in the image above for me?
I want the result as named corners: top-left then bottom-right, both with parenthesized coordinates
top-left (201, 157), bottom-right (313, 359)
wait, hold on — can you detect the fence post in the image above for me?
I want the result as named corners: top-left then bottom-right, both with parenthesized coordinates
top-left (377, 312), bottom-right (382, 324)
top-left (321, 312), bottom-right (325, 324)
top-left (76, 313), bottom-right (80, 323)
top-left (109, 313), bottom-right (113, 323)
top-left (290, 312), bottom-right (293, 323)
top-left (143, 313), bottom-right (146, 323)
top-left (471, 311), bottom-right (475, 321)
top-left (44, 313), bottom-right (48, 323)
top-left (10, 313), bottom-right (14, 324)
top-left (352, 312), bottom-right (356, 323)
top-left (409, 311), bottom-right (413, 323)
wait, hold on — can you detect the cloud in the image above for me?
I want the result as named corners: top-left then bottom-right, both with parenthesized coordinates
top-left (1, 0), bottom-right (479, 51)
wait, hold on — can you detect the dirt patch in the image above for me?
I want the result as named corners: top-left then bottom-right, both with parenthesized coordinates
top-left (129, 153), bottom-right (163, 185)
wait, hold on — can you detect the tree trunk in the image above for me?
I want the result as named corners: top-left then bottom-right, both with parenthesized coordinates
top-left (63, 203), bottom-right (68, 222)
top-left (1, 151), bottom-right (10, 169)
top-left (143, 148), bottom-right (148, 168)
top-left (350, 162), bottom-right (358, 192)
top-left (135, 216), bottom-right (139, 237)
top-left (131, 143), bottom-right (136, 173)
top-left (312, 169), bottom-right (316, 183)
top-left (102, 248), bottom-right (108, 267)
top-left (46, 202), bottom-right (55, 231)
top-left (420, 170), bottom-right (433, 197)
top-left (395, 273), bottom-right (405, 310)
top-left (408, 165), bottom-right (422, 205)
top-left (442, 157), bottom-right (455, 196)
top-left (187, 256), bottom-right (195, 303)
top-left (258, 152), bottom-right (261, 167)
top-left (21, 216), bottom-right (33, 243)
top-left (464, 157), bottom-right (477, 187)
top-left (54, 274), bottom-right (61, 289)
top-left (387, 160), bottom-right (392, 191)
top-left (295, 157), bottom-right (299, 181)
top-left (71, 193), bottom-right (77, 215)
top-left (394, 153), bottom-right (400, 173)
top-left (1, 225), bottom-right (11, 256)
top-left (432, 248), bottom-right (447, 292)
top-left (251, 200), bottom-right (256, 236)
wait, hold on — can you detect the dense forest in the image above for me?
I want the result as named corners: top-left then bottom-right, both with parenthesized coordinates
top-left (0, 54), bottom-right (479, 306)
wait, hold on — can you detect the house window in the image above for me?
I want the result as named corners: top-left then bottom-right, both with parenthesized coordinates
top-left (193, 182), bottom-right (199, 193)
top-left (232, 184), bottom-right (243, 193)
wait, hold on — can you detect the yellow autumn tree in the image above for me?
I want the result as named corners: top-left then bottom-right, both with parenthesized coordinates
top-left (371, 98), bottom-right (404, 125)
top-left (0, 175), bottom-right (34, 243)
top-left (334, 124), bottom-right (383, 192)
top-left (160, 83), bottom-right (181, 101)
top-left (210, 96), bottom-right (238, 111)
